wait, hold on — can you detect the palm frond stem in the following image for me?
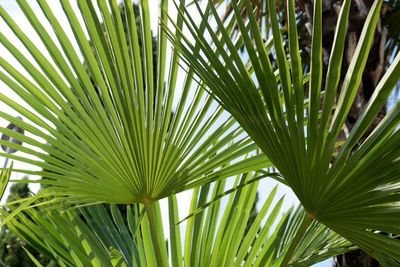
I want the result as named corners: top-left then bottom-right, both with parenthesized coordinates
top-left (144, 200), bottom-right (165, 267)
top-left (281, 213), bottom-right (314, 267)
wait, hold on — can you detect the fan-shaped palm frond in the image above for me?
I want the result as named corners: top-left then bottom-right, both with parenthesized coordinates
top-left (0, 1), bottom-right (275, 264)
top-left (166, 0), bottom-right (400, 264)
top-left (0, 0), bottom-right (269, 205)
top-left (2, 175), bottom-right (354, 267)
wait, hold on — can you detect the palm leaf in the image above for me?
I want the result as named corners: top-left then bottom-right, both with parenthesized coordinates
top-left (167, 0), bottom-right (400, 264)
top-left (0, 0), bottom-right (269, 205)
top-left (3, 202), bottom-right (131, 266)
top-left (0, 2), bottom-right (275, 264)
top-left (179, 175), bottom-right (354, 267)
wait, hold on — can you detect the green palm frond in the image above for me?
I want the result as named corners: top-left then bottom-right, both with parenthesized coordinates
top-left (2, 202), bottom-right (132, 266)
top-left (166, 0), bottom-right (400, 264)
top-left (274, 207), bottom-right (355, 266)
top-left (179, 175), bottom-right (354, 267)
top-left (3, 175), bottom-right (354, 267)
top-left (0, 0), bottom-right (269, 205)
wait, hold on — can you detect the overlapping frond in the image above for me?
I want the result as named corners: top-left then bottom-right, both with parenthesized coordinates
top-left (166, 0), bottom-right (400, 263)
top-left (3, 175), bottom-right (353, 267)
top-left (0, 0), bottom-right (269, 204)
top-left (2, 201), bottom-right (140, 266)
top-left (178, 175), bottom-right (354, 267)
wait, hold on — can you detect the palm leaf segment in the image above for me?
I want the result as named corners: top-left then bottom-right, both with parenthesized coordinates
top-left (0, 0), bottom-right (269, 204)
top-left (167, 0), bottom-right (400, 263)
top-left (0, 165), bottom-right (11, 200)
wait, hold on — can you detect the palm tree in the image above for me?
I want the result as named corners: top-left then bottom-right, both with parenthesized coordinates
top-left (167, 0), bottom-right (400, 265)
top-left (0, 0), bottom-right (399, 266)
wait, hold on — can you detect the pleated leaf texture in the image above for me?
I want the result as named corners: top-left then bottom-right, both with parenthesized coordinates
top-left (0, 0), bottom-right (269, 205)
top-left (167, 0), bottom-right (400, 264)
